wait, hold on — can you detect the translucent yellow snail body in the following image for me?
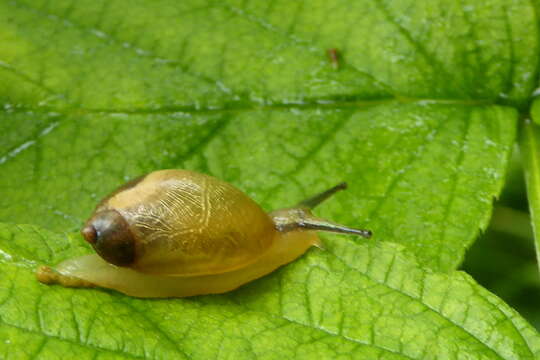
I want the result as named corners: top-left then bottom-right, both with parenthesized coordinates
top-left (37, 170), bottom-right (371, 298)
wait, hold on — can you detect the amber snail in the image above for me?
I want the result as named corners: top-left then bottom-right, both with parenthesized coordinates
top-left (37, 170), bottom-right (371, 298)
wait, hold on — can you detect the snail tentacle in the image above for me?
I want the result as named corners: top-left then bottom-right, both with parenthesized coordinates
top-left (271, 182), bottom-right (371, 239)
top-left (296, 182), bottom-right (347, 209)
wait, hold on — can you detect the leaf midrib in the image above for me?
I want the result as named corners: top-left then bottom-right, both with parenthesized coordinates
top-left (0, 96), bottom-right (495, 117)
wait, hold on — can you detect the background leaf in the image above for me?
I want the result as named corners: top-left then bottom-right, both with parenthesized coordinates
top-left (463, 206), bottom-right (540, 330)
top-left (1, 223), bottom-right (540, 359)
top-left (519, 117), bottom-right (540, 274)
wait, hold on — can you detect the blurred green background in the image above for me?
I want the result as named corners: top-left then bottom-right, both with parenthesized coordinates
top-left (462, 147), bottom-right (540, 330)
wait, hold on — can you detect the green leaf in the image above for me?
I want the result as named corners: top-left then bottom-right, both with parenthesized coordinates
top-left (1, 0), bottom-right (536, 271)
top-left (0, 104), bottom-right (516, 272)
top-left (520, 108), bottom-right (540, 274)
top-left (2, 0), bottom-right (540, 357)
top-left (1, 223), bottom-right (539, 359)
top-left (533, 100), bottom-right (540, 125)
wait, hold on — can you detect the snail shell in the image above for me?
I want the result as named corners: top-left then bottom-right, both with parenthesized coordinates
top-left (83, 170), bottom-right (275, 276)
top-left (37, 170), bottom-right (371, 297)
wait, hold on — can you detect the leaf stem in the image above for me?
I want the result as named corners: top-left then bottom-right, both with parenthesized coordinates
top-left (518, 118), bottom-right (540, 275)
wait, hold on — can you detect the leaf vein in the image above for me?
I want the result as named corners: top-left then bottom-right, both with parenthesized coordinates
top-left (435, 109), bottom-right (472, 268)
top-left (218, 2), bottom-right (396, 95)
top-left (367, 119), bottom-right (445, 220)
top-left (323, 247), bottom-right (526, 360)
top-left (0, 319), bottom-right (143, 359)
top-left (118, 298), bottom-right (189, 359)
top-left (9, 0), bottom-right (232, 100)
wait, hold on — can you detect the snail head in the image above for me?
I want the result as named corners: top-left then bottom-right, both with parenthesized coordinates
top-left (81, 209), bottom-right (136, 267)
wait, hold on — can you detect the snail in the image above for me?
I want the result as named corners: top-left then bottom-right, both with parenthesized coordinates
top-left (36, 170), bottom-right (371, 298)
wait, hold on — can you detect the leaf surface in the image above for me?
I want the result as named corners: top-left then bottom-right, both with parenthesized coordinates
top-left (0, 104), bottom-right (517, 271)
top-left (1, 223), bottom-right (540, 359)
top-left (1, 0), bottom-right (536, 270)
top-left (1, 0), bottom-right (540, 357)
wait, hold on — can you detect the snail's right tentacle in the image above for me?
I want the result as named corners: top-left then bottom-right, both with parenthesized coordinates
top-left (296, 182), bottom-right (348, 209)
